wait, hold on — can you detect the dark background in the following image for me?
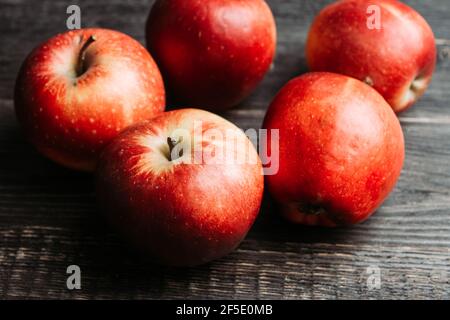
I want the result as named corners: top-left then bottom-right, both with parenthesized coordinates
top-left (1, 0), bottom-right (449, 299)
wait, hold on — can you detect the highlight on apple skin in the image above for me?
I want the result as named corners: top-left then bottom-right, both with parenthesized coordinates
top-left (306, 0), bottom-right (436, 113)
top-left (14, 28), bottom-right (166, 171)
top-left (146, 0), bottom-right (277, 111)
top-left (263, 72), bottom-right (405, 227)
top-left (95, 108), bottom-right (264, 266)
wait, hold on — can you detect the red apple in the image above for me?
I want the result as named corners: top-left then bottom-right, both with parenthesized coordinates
top-left (146, 0), bottom-right (276, 110)
top-left (96, 108), bottom-right (264, 266)
top-left (15, 28), bottom-right (165, 171)
top-left (263, 72), bottom-right (404, 226)
top-left (306, 0), bottom-right (436, 113)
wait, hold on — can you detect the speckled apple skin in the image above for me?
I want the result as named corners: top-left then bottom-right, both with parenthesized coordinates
top-left (263, 73), bottom-right (404, 226)
top-left (96, 109), bottom-right (264, 266)
top-left (146, 0), bottom-right (276, 110)
top-left (306, 0), bottom-right (436, 113)
top-left (15, 28), bottom-right (165, 171)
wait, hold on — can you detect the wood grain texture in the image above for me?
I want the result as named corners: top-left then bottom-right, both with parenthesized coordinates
top-left (0, 0), bottom-right (450, 299)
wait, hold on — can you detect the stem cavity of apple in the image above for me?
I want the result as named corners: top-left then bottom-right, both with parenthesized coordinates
top-left (298, 202), bottom-right (327, 216)
top-left (76, 35), bottom-right (97, 77)
top-left (410, 75), bottom-right (426, 94)
top-left (363, 76), bottom-right (374, 87)
top-left (399, 75), bottom-right (427, 107)
top-left (167, 136), bottom-right (184, 161)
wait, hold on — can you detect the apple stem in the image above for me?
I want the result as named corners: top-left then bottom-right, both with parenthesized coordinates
top-left (76, 35), bottom-right (97, 76)
top-left (167, 136), bottom-right (183, 161)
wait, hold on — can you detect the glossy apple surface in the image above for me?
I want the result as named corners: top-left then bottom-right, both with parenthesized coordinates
top-left (15, 28), bottom-right (165, 171)
top-left (96, 108), bottom-right (264, 266)
top-left (146, 0), bottom-right (276, 110)
top-left (306, 0), bottom-right (436, 113)
top-left (263, 72), bottom-right (404, 226)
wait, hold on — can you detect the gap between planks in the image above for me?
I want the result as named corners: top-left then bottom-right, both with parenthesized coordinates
top-left (226, 108), bottom-right (450, 125)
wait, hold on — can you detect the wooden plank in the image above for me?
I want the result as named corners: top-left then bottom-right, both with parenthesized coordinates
top-left (1, 225), bottom-right (449, 299)
top-left (1, 0), bottom-right (450, 117)
top-left (1, 95), bottom-right (450, 299)
top-left (0, 0), bottom-right (449, 299)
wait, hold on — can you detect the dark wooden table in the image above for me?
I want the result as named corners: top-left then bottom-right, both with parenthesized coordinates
top-left (1, 0), bottom-right (449, 300)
